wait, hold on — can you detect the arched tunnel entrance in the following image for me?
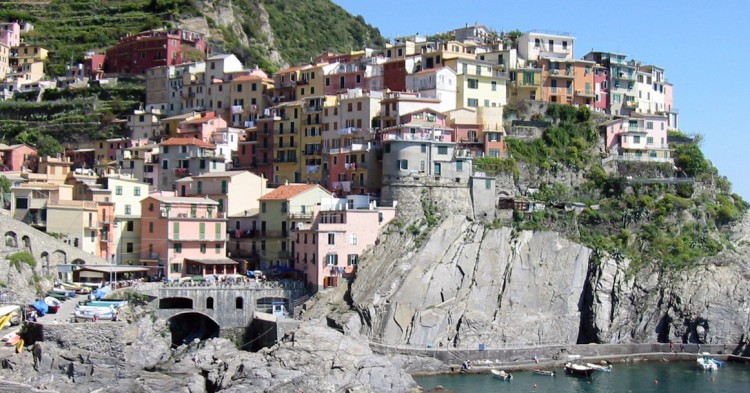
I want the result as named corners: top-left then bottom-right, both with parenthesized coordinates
top-left (167, 313), bottom-right (220, 347)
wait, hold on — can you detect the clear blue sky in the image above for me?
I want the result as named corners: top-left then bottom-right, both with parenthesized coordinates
top-left (333, 0), bottom-right (750, 200)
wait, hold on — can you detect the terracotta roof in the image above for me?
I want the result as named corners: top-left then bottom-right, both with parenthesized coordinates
top-left (180, 112), bottom-right (217, 125)
top-left (275, 64), bottom-right (311, 75)
top-left (258, 184), bottom-right (318, 201)
top-left (159, 138), bottom-right (215, 149)
top-left (232, 75), bottom-right (265, 82)
top-left (413, 67), bottom-right (446, 75)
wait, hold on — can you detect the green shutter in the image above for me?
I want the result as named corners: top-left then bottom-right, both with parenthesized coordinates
top-left (215, 223), bottom-right (221, 239)
top-left (199, 223), bottom-right (205, 240)
top-left (173, 222), bottom-right (179, 240)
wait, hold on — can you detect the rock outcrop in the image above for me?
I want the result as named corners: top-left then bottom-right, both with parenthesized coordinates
top-left (351, 212), bottom-right (750, 349)
top-left (0, 308), bottom-right (418, 392)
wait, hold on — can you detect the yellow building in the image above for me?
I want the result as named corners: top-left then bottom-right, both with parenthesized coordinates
top-left (229, 73), bottom-right (274, 128)
top-left (509, 65), bottom-right (543, 101)
top-left (11, 44), bottom-right (48, 66)
top-left (444, 57), bottom-right (507, 110)
top-left (270, 101), bottom-right (303, 185)
top-left (256, 184), bottom-right (332, 268)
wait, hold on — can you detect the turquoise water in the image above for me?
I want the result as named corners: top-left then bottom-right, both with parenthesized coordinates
top-left (415, 362), bottom-right (750, 392)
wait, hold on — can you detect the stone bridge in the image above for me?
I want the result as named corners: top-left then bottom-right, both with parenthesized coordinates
top-left (0, 213), bottom-right (109, 276)
top-left (133, 281), bottom-right (309, 331)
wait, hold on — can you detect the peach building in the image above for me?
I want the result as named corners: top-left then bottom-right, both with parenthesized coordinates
top-left (140, 194), bottom-right (233, 281)
top-left (294, 195), bottom-right (395, 291)
top-left (0, 143), bottom-right (37, 172)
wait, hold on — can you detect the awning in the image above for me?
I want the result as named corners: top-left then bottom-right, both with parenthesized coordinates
top-left (185, 258), bottom-right (238, 266)
top-left (77, 266), bottom-right (150, 274)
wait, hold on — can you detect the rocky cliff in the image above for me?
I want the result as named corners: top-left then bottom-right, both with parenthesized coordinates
top-left (0, 308), bottom-right (418, 392)
top-left (347, 208), bottom-right (750, 349)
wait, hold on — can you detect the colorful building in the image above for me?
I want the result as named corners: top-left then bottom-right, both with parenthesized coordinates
top-left (156, 138), bottom-right (225, 191)
top-left (105, 28), bottom-right (207, 75)
top-left (255, 184), bottom-right (333, 269)
top-left (0, 143), bottom-right (37, 172)
top-left (602, 113), bottom-right (670, 163)
top-left (176, 170), bottom-right (267, 216)
top-left (295, 195), bottom-right (395, 290)
top-left (139, 194), bottom-right (232, 281)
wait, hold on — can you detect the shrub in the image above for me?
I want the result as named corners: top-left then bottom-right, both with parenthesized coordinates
top-left (8, 251), bottom-right (36, 272)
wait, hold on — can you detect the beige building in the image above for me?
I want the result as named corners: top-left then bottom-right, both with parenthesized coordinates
top-left (444, 57), bottom-right (507, 110)
top-left (104, 174), bottom-right (149, 265)
top-left (176, 170), bottom-right (267, 216)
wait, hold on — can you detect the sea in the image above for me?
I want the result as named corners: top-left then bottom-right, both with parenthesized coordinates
top-left (414, 362), bottom-right (750, 393)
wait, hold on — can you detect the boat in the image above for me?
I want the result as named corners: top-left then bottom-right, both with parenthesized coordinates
top-left (45, 292), bottom-right (67, 302)
top-left (586, 362), bottom-right (613, 372)
top-left (491, 369), bottom-right (513, 380)
top-left (44, 297), bottom-right (62, 314)
top-left (565, 362), bottom-right (595, 377)
top-left (533, 369), bottom-right (556, 376)
top-left (700, 352), bottom-right (725, 367)
top-left (0, 314), bottom-right (11, 329)
top-left (74, 309), bottom-right (115, 321)
top-left (697, 355), bottom-right (719, 371)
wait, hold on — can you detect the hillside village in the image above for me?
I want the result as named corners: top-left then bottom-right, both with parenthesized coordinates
top-left (0, 21), bottom-right (686, 293)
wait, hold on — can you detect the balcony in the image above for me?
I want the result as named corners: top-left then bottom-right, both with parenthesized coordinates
top-left (344, 162), bottom-right (359, 171)
top-left (273, 142), bottom-right (298, 149)
top-left (460, 138), bottom-right (481, 144)
top-left (625, 99), bottom-right (638, 108)
top-left (549, 69), bottom-right (574, 78)
top-left (289, 211), bottom-right (314, 220)
top-left (274, 156), bottom-right (298, 163)
top-left (337, 127), bottom-right (361, 135)
top-left (624, 126), bottom-right (647, 134)
top-left (175, 168), bottom-right (191, 178)
top-left (613, 72), bottom-right (636, 81)
top-left (304, 105), bottom-right (323, 113)
top-left (514, 78), bottom-right (541, 88)
top-left (575, 89), bottom-right (595, 97)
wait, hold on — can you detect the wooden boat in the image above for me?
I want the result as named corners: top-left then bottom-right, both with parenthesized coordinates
top-left (533, 369), bottom-right (556, 376)
top-left (586, 362), bottom-right (613, 372)
top-left (565, 362), bottom-right (595, 377)
top-left (491, 369), bottom-right (513, 380)
top-left (44, 297), bottom-right (62, 314)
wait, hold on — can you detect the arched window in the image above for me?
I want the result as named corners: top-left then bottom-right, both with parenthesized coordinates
top-left (235, 297), bottom-right (243, 309)
top-left (206, 297), bottom-right (214, 310)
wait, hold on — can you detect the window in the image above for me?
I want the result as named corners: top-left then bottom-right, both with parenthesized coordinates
top-left (534, 38), bottom-right (540, 47)
top-left (633, 136), bottom-right (641, 144)
top-left (149, 203), bottom-right (154, 212)
top-left (115, 186), bottom-right (123, 195)
top-left (485, 179), bottom-right (492, 189)
top-left (149, 222), bottom-right (154, 233)
top-left (261, 202), bottom-right (267, 213)
top-left (218, 199), bottom-right (224, 212)
top-left (197, 181), bottom-right (202, 194)
top-left (326, 253), bottom-right (338, 266)
top-left (206, 297), bottom-right (214, 309)
top-left (467, 79), bottom-right (479, 89)
top-left (467, 98), bottom-right (478, 107)
top-left (437, 146), bottom-right (448, 155)
top-left (328, 233), bottom-right (335, 245)
top-left (456, 161), bottom-right (463, 172)
top-left (235, 297), bottom-right (243, 309)
top-left (199, 223), bottom-right (205, 239)
top-left (562, 41), bottom-right (568, 50)
top-left (491, 81), bottom-right (497, 91)
top-left (350, 233), bottom-right (358, 245)
top-left (215, 243), bottom-right (221, 254)
top-left (174, 243), bottom-right (182, 253)
top-left (170, 263), bottom-right (182, 273)
top-left (134, 187), bottom-right (141, 196)
top-left (200, 243), bottom-right (207, 253)
top-left (421, 144), bottom-right (427, 153)
top-left (398, 160), bottom-right (408, 170)
top-left (281, 202), bottom-right (288, 213)
top-left (646, 137), bottom-right (654, 145)
top-left (173, 222), bottom-right (180, 240)
top-left (221, 180), bottom-right (228, 193)
top-left (126, 221), bottom-right (134, 231)
top-left (348, 254), bottom-right (359, 266)
top-left (125, 204), bottom-right (131, 215)
top-left (126, 243), bottom-right (134, 253)
top-left (646, 121), bottom-right (654, 129)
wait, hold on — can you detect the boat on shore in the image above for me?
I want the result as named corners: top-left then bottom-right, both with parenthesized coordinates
top-left (74, 308), bottom-right (115, 321)
top-left (491, 369), bottom-right (513, 380)
top-left (533, 369), bottom-right (556, 376)
top-left (586, 362), bottom-right (613, 372)
top-left (44, 297), bottom-right (62, 314)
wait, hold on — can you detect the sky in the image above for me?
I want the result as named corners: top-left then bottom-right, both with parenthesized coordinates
top-left (332, 0), bottom-right (750, 200)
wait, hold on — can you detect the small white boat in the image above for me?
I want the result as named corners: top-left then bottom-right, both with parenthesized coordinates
top-left (491, 369), bottom-right (513, 380)
top-left (74, 309), bottom-right (115, 321)
top-left (533, 369), bottom-right (556, 376)
top-left (586, 362), bottom-right (613, 372)
top-left (697, 356), bottom-right (719, 371)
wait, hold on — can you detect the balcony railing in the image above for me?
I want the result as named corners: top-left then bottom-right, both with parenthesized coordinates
top-left (273, 142), bottom-right (298, 148)
top-left (549, 69), bottom-right (575, 78)
top-left (575, 89), bottom-right (595, 97)
top-left (274, 157), bottom-right (298, 163)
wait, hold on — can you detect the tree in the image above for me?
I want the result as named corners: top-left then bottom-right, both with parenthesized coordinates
top-left (673, 143), bottom-right (707, 177)
top-left (14, 130), bottom-right (63, 158)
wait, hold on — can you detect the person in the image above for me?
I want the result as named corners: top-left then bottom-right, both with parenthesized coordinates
top-left (534, 354), bottom-right (539, 363)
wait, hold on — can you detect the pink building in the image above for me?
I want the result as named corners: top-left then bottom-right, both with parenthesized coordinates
top-left (140, 194), bottom-right (234, 281)
top-left (0, 143), bottom-right (37, 172)
top-left (0, 22), bottom-right (20, 48)
top-left (593, 64), bottom-right (608, 112)
top-left (294, 195), bottom-right (395, 290)
top-left (602, 113), bottom-right (670, 162)
top-left (176, 111), bottom-right (227, 142)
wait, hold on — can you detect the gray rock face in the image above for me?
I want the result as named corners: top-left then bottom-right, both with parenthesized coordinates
top-left (0, 310), bottom-right (417, 393)
top-left (353, 212), bottom-right (750, 349)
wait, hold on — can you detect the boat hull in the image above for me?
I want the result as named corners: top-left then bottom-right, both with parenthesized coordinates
top-left (565, 364), bottom-right (594, 377)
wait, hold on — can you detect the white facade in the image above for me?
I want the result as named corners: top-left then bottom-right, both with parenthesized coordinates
top-left (516, 32), bottom-right (575, 62)
top-left (405, 67), bottom-right (457, 112)
top-left (211, 127), bottom-right (242, 163)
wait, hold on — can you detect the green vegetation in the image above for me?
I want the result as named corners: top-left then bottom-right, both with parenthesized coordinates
top-left (474, 157), bottom-right (519, 179)
top-left (0, 84), bottom-right (142, 150)
top-left (8, 251), bottom-right (37, 272)
top-left (506, 105), bottom-right (597, 171)
top-left (509, 104), bottom-right (748, 273)
top-left (0, 0), bottom-right (383, 76)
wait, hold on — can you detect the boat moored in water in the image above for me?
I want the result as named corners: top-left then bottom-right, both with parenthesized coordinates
top-left (533, 369), bottom-right (556, 376)
top-left (491, 369), bottom-right (513, 380)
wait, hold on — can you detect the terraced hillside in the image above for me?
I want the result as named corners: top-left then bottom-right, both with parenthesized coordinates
top-left (0, 0), bottom-right (385, 75)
